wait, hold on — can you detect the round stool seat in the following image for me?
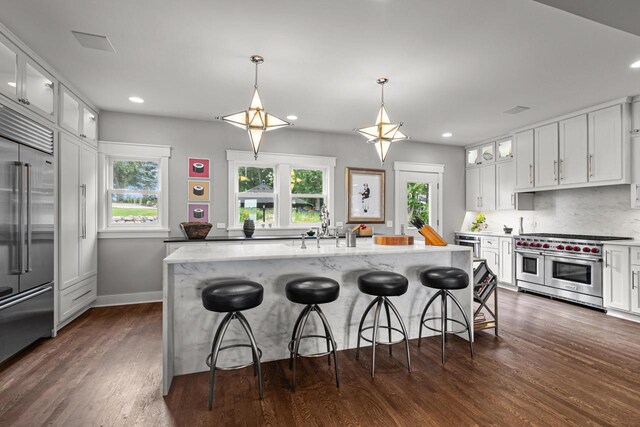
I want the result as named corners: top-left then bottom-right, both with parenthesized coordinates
top-left (285, 277), bottom-right (340, 305)
top-left (202, 280), bottom-right (264, 312)
top-left (420, 267), bottom-right (469, 290)
top-left (358, 271), bottom-right (408, 297)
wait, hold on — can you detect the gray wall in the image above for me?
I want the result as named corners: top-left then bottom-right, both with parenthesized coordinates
top-left (97, 111), bottom-right (465, 297)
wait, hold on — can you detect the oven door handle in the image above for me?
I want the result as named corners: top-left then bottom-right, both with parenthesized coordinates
top-left (515, 250), bottom-right (543, 256)
top-left (546, 254), bottom-right (602, 263)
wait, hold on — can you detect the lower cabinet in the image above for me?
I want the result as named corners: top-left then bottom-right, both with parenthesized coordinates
top-left (59, 276), bottom-right (97, 322)
top-left (498, 238), bottom-right (513, 285)
top-left (603, 245), bottom-right (640, 315)
top-left (481, 247), bottom-right (499, 279)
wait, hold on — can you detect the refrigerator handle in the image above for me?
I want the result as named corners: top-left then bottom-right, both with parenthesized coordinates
top-left (81, 184), bottom-right (87, 239)
top-left (25, 163), bottom-right (32, 273)
top-left (14, 162), bottom-right (24, 274)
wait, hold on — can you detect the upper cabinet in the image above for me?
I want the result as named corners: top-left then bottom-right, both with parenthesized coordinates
top-left (558, 115), bottom-right (588, 185)
top-left (466, 141), bottom-right (495, 168)
top-left (0, 33), bottom-right (57, 122)
top-left (588, 105), bottom-right (623, 183)
top-left (60, 85), bottom-right (98, 145)
top-left (534, 123), bottom-right (559, 189)
top-left (465, 164), bottom-right (495, 211)
top-left (496, 138), bottom-right (513, 161)
top-left (514, 129), bottom-right (534, 190)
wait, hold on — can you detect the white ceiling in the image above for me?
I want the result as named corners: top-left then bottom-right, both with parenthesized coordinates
top-left (1, 0), bottom-right (639, 146)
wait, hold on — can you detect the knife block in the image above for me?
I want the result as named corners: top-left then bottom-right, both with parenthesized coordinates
top-left (418, 225), bottom-right (448, 246)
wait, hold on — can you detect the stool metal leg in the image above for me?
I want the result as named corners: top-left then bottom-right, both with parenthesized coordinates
top-left (208, 312), bottom-right (233, 410)
top-left (418, 290), bottom-right (441, 348)
top-left (447, 290), bottom-right (474, 359)
top-left (236, 312), bottom-right (265, 400)
top-left (370, 297), bottom-right (383, 378)
top-left (384, 297), bottom-right (412, 373)
top-left (441, 292), bottom-right (447, 364)
top-left (356, 298), bottom-right (378, 361)
top-left (289, 305), bottom-right (311, 369)
top-left (291, 306), bottom-right (312, 391)
top-left (384, 299), bottom-right (393, 356)
top-left (315, 305), bottom-right (340, 388)
top-left (321, 318), bottom-right (332, 366)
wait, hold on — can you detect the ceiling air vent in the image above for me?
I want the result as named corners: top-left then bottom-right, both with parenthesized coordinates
top-left (503, 105), bottom-right (530, 115)
top-left (72, 31), bottom-right (116, 53)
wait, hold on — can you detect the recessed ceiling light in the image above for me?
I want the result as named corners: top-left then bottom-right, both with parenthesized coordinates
top-left (7, 82), bottom-right (16, 88)
top-left (442, 132), bottom-right (453, 138)
top-left (286, 115), bottom-right (298, 121)
top-left (128, 96), bottom-right (144, 104)
top-left (630, 60), bottom-right (640, 69)
top-left (503, 105), bottom-right (530, 114)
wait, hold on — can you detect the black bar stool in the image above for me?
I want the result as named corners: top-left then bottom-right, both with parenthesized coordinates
top-left (286, 277), bottom-right (340, 391)
top-left (202, 280), bottom-right (264, 410)
top-left (356, 271), bottom-right (411, 377)
top-left (418, 267), bottom-right (474, 363)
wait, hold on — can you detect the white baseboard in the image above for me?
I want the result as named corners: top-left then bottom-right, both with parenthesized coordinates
top-left (94, 291), bottom-right (162, 307)
top-left (606, 308), bottom-right (640, 324)
top-left (498, 283), bottom-right (518, 292)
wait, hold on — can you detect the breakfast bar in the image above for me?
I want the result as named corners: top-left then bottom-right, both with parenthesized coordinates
top-left (162, 241), bottom-right (473, 394)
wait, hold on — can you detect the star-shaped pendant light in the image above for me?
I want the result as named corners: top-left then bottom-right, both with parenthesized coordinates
top-left (217, 55), bottom-right (291, 159)
top-left (355, 78), bottom-right (409, 164)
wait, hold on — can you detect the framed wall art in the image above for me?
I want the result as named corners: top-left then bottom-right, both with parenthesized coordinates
top-left (346, 167), bottom-right (385, 224)
top-left (188, 203), bottom-right (209, 223)
top-left (188, 180), bottom-right (210, 201)
top-left (188, 157), bottom-right (210, 179)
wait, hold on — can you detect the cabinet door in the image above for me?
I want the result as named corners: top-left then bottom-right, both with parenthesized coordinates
top-left (534, 123), bottom-right (559, 188)
top-left (59, 135), bottom-right (81, 289)
top-left (481, 248), bottom-right (499, 276)
top-left (514, 130), bottom-right (534, 189)
top-left (496, 161), bottom-right (515, 210)
top-left (465, 167), bottom-right (480, 210)
top-left (480, 165), bottom-right (496, 210)
top-left (22, 58), bottom-right (56, 120)
top-left (82, 106), bottom-right (97, 144)
top-left (496, 138), bottom-right (513, 161)
top-left (603, 246), bottom-right (630, 311)
top-left (499, 238), bottom-right (513, 284)
top-left (631, 267), bottom-right (640, 315)
top-left (80, 146), bottom-right (98, 279)
top-left (479, 142), bottom-right (495, 165)
top-left (466, 147), bottom-right (479, 168)
top-left (588, 105), bottom-right (623, 183)
top-left (0, 34), bottom-right (19, 101)
top-left (559, 115), bottom-right (588, 185)
top-left (61, 86), bottom-right (80, 135)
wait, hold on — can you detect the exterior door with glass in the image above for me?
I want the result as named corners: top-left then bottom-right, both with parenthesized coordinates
top-left (395, 170), bottom-right (441, 238)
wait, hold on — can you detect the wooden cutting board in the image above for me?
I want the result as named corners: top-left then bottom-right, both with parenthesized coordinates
top-left (373, 235), bottom-right (415, 246)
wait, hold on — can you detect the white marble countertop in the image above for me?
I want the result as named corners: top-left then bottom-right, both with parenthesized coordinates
top-left (455, 231), bottom-right (515, 238)
top-left (164, 240), bottom-right (471, 264)
top-left (602, 239), bottom-right (640, 247)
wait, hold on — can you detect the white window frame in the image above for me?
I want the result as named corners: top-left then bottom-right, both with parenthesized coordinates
top-left (98, 141), bottom-right (171, 238)
top-left (227, 150), bottom-right (335, 230)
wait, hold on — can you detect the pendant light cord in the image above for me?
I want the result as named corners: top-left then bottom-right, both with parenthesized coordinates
top-left (254, 62), bottom-right (259, 89)
top-left (381, 81), bottom-right (385, 106)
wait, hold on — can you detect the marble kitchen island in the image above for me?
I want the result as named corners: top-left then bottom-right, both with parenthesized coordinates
top-left (162, 240), bottom-right (473, 394)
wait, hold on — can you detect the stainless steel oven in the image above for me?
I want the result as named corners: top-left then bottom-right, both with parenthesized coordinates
top-left (455, 234), bottom-right (481, 257)
top-left (516, 250), bottom-right (545, 285)
top-left (545, 254), bottom-right (602, 299)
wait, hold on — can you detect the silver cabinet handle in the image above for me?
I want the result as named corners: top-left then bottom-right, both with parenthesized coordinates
top-left (511, 193), bottom-right (515, 208)
top-left (72, 289), bottom-right (93, 302)
top-left (553, 160), bottom-right (557, 181)
top-left (529, 164), bottom-right (533, 184)
top-left (81, 184), bottom-right (87, 239)
top-left (589, 154), bottom-right (593, 178)
top-left (604, 250), bottom-right (608, 268)
top-left (479, 196), bottom-right (482, 207)
top-left (636, 184), bottom-right (639, 202)
top-left (633, 271), bottom-right (637, 290)
top-left (25, 163), bottom-right (32, 272)
top-left (559, 159), bottom-right (564, 180)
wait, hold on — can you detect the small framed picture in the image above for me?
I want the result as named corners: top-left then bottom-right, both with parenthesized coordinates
top-left (346, 167), bottom-right (385, 224)
top-left (188, 203), bottom-right (209, 223)
top-left (188, 180), bottom-right (210, 201)
top-left (188, 157), bottom-right (210, 179)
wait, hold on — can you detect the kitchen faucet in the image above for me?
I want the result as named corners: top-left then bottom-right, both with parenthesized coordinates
top-left (300, 233), bottom-right (307, 249)
top-left (319, 204), bottom-right (330, 237)
top-left (519, 217), bottom-right (524, 234)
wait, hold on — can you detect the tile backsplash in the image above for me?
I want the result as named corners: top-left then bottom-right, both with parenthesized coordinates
top-left (461, 185), bottom-right (640, 238)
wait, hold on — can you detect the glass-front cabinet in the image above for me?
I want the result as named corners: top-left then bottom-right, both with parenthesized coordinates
top-left (0, 33), bottom-right (57, 122)
top-left (60, 85), bottom-right (98, 145)
top-left (497, 138), bottom-right (513, 161)
top-left (466, 141), bottom-right (496, 167)
top-left (466, 147), bottom-right (479, 167)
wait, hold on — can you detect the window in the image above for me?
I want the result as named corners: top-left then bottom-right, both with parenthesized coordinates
top-left (99, 142), bottom-right (171, 238)
top-left (228, 150), bottom-right (335, 229)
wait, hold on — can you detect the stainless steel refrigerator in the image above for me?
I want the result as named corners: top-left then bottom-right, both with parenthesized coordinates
top-left (0, 105), bottom-right (54, 364)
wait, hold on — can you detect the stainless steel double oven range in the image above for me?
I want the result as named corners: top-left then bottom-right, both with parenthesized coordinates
top-left (514, 233), bottom-right (631, 309)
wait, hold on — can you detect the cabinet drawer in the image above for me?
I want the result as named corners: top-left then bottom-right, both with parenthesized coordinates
top-left (481, 237), bottom-right (499, 248)
top-left (631, 247), bottom-right (640, 266)
top-left (60, 276), bottom-right (96, 321)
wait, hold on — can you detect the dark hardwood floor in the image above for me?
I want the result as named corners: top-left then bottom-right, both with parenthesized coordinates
top-left (1, 290), bottom-right (640, 426)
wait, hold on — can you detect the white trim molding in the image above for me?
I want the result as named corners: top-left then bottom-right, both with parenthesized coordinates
top-left (94, 290), bottom-right (163, 307)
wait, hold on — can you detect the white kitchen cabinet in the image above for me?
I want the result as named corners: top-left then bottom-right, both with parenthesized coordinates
top-left (496, 138), bottom-right (513, 161)
top-left (496, 161), bottom-right (515, 210)
top-left (465, 165), bottom-right (495, 210)
top-left (0, 33), bottom-right (57, 121)
top-left (603, 245), bottom-right (630, 312)
top-left (588, 105), bottom-right (623, 183)
top-left (59, 133), bottom-right (98, 324)
top-left (498, 237), bottom-right (513, 285)
top-left (534, 122), bottom-right (559, 188)
top-left (631, 265), bottom-right (640, 315)
top-left (514, 129), bottom-right (534, 190)
top-left (559, 114), bottom-right (588, 185)
top-left (481, 247), bottom-right (499, 278)
top-left (60, 85), bottom-right (98, 146)
top-left (466, 141), bottom-right (495, 168)
top-left (632, 99), bottom-right (640, 138)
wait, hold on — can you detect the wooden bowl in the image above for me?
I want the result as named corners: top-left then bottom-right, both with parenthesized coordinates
top-left (180, 222), bottom-right (212, 239)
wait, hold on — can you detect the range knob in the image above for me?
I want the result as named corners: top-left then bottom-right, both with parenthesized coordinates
top-left (591, 248), bottom-right (600, 253)
top-left (543, 244), bottom-right (550, 249)
top-left (582, 247), bottom-right (591, 253)
top-left (566, 247), bottom-right (573, 251)
top-left (557, 245), bottom-right (564, 250)
top-left (516, 241), bottom-right (522, 246)
top-left (573, 246), bottom-right (580, 251)
top-left (536, 243), bottom-right (543, 248)
top-left (522, 242), bottom-right (529, 247)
